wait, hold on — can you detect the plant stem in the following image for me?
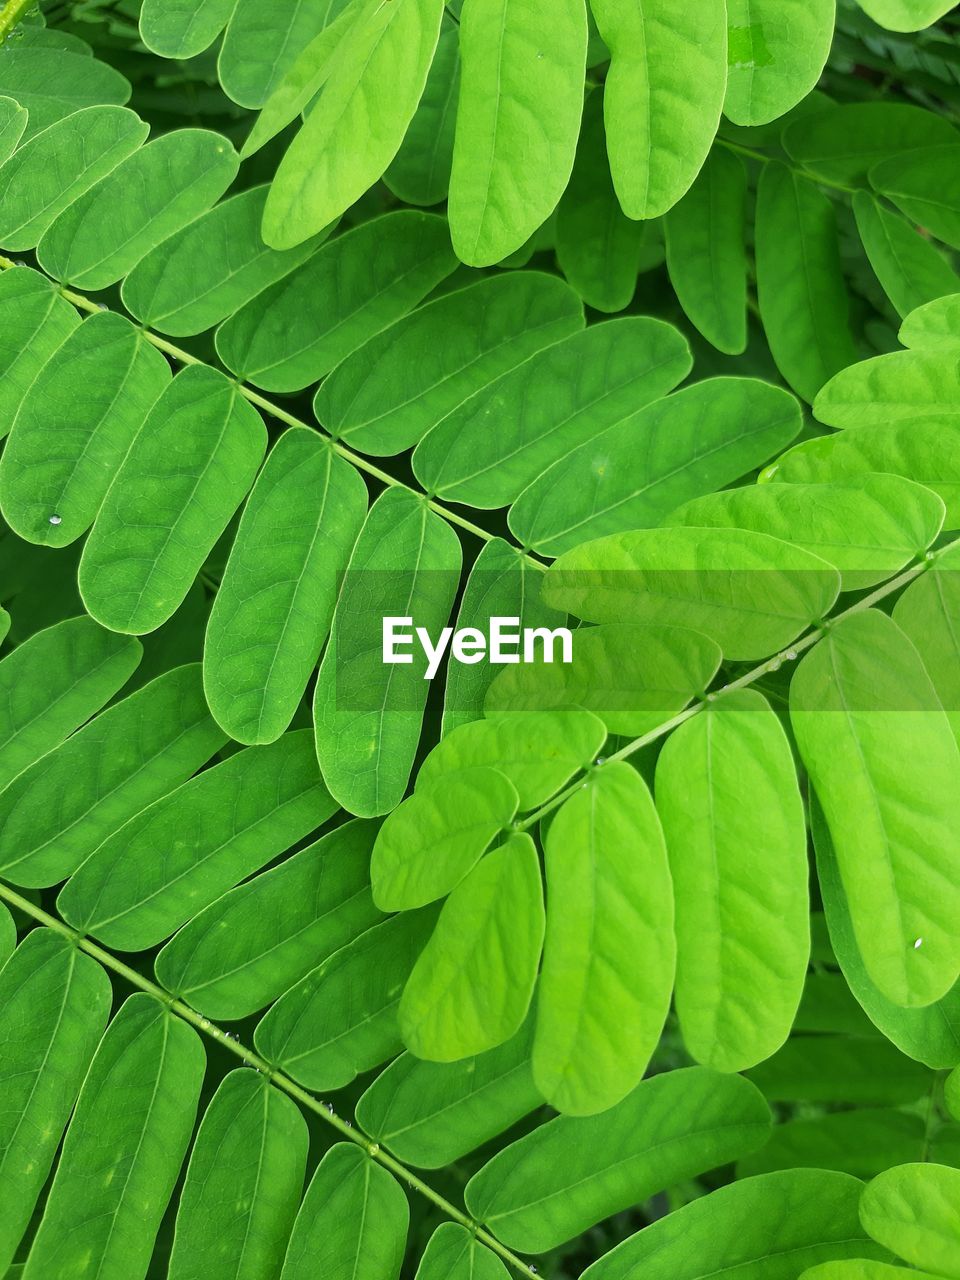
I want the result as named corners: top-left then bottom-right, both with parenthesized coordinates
top-left (0, 882), bottom-right (543, 1280)
top-left (715, 137), bottom-right (858, 194)
top-left (0, 0), bottom-right (33, 43)
top-left (0, 256), bottom-right (547, 571)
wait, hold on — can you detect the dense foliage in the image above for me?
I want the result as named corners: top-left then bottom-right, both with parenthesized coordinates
top-left (1, 0), bottom-right (960, 1276)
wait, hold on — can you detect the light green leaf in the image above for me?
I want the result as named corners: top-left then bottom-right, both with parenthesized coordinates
top-left (860, 1162), bottom-right (960, 1276)
top-left (279, 1144), bottom-right (408, 1280)
top-left (534, 761), bottom-right (674, 1115)
top-left (385, 23), bottom-right (460, 206)
top-left (400, 832), bottom-right (544, 1059)
top-left (815, 349), bottom-right (960, 427)
top-left (854, 191), bottom-right (960, 318)
top-left (419, 708), bottom-right (606, 809)
top-left (467, 1067), bottom-right (770, 1252)
top-left (217, 211), bottom-right (456, 392)
top-left (791, 609), bottom-right (960, 1006)
top-left (510, 377), bottom-right (802, 555)
top-left (895, 542), bottom-right (960, 741)
top-left (783, 102), bottom-right (958, 186)
top-left (900, 292), bottom-right (960, 351)
top-left (79, 365), bottom-right (267, 635)
top-left (746, 1034), bottom-right (932, 1105)
top-left (871, 145), bottom-right (960, 251)
top-left (0, 96), bottom-right (27, 163)
top-left (591, 0), bottom-right (726, 219)
top-left (371, 767), bottom-right (518, 910)
top-left (413, 317), bottom-right (692, 509)
top-left (313, 487), bottom-right (461, 817)
top-left (0, 930), bottom-right (111, 1275)
top-left (218, 0), bottom-right (339, 108)
top-left (756, 164), bottom-right (858, 402)
top-left (254, 908), bottom-right (436, 1090)
top-left (0, 903), bottom-right (13, 967)
top-left (485, 621), bottom-right (722, 736)
top-left (263, 0), bottom-right (445, 248)
top-left (37, 129), bottom-right (239, 290)
top-left (0, 106), bottom-right (147, 251)
top-left (140, 0), bottom-right (236, 57)
top-left (672, 473), bottom-right (945, 591)
top-left (545, 527), bottom-right (840, 660)
top-left (655, 690), bottom-right (809, 1072)
top-left (0, 48), bottom-right (130, 138)
top-left (803, 1262), bottom-right (945, 1280)
top-left (738, 1108), bottom-right (927, 1180)
top-left (581, 1170), bottom-right (883, 1280)
top-left (156, 819), bottom-right (381, 1020)
top-left (0, 616), bottom-right (141, 790)
top-left (0, 311), bottom-right (170, 547)
top-left (448, 0), bottom-right (586, 265)
top-left (315, 272), bottom-right (584, 456)
top-left (355, 1019), bottom-right (541, 1168)
top-left (724, 0), bottom-right (836, 126)
top-left (414, 1225), bottom-right (510, 1280)
top-left (22, 994), bottom-right (205, 1280)
top-left (168, 1071), bottom-right (308, 1280)
top-left (121, 185), bottom-right (324, 337)
top-left (57, 729), bottom-right (336, 949)
top-left (664, 148), bottom-right (748, 354)
top-left (854, 0), bottom-right (958, 29)
top-left (0, 266), bottom-right (80, 439)
top-left (204, 429), bottom-right (367, 744)
top-left (0, 664), bottom-right (225, 888)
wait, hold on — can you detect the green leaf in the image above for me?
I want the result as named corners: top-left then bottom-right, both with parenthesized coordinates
top-left (399, 832), bottom-right (544, 1059)
top-left (580, 1169), bottom-right (883, 1280)
top-left (279, 1144), bottom-right (408, 1280)
top-left (746, 1035), bottom-right (932, 1105)
top-left (783, 102), bottom-right (959, 187)
top-left (36, 129), bottom-right (239, 290)
top-left (791, 609), bottom-right (960, 1006)
top-left (0, 96), bottom-right (27, 163)
top-left (555, 89), bottom-right (647, 314)
top-left (671, 473), bottom-right (945, 591)
top-left (664, 149), bottom-right (748, 354)
top-left (534, 761), bottom-right (674, 1115)
top-left (140, 0), bottom-right (236, 58)
top-left (756, 165), bottom-right (858, 402)
top-left (802, 1263), bottom-right (945, 1280)
top-left (591, 0), bottom-right (727, 219)
top-left (466, 1067), bottom-right (770, 1252)
top-left (545, 527), bottom-right (840, 660)
top-left (0, 664), bottom-right (226, 888)
top-left (414, 316), bottom-right (692, 510)
top-left (22, 994), bottom-right (205, 1280)
top-left (371, 767), bottom-right (518, 910)
top-left (263, 0), bottom-right (445, 248)
top-left (0, 615), bottom-right (141, 790)
top-left (895, 542), bottom-right (960, 741)
top-left (724, 0), bottom-right (836, 126)
top-left (860, 1162), bottom-right (960, 1276)
top-left (509, 377), bottom-right (802, 556)
top-left (0, 930), bottom-right (111, 1275)
top-left (168, 1071), bottom-right (308, 1280)
top-left (485, 622), bottom-right (722, 736)
top-left (815, 349), bottom-right (960, 427)
top-left (854, 191), bottom-right (960, 318)
top-left (900, 292), bottom-right (960, 352)
top-left (355, 1019), bottom-right (541, 1168)
top-left (156, 819), bottom-right (381, 1019)
top-left (204, 429), bottom-right (367, 744)
top-left (216, 211), bottom-right (456, 392)
top-left (448, 0), bottom-right (587, 265)
top-left (385, 23), bottom-right (460, 207)
top-left (853, 0), bottom-right (958, 29)
top-left (315, 271), bottom-right (584, 456)
top-left (254, 908), bottom-right (436, 1090)
top-left (313, 487), bottom-right (461, 817)
top-left (79, 365), bottom-right (267, 635)
top-left (871, 145), bottom-right (960, 251)
top-left (121, 185), bottom-right (324, 337)
top-left (414, 1225), bottom-right (510, 1280)
top-left (0, 106), bottom-right (147, 251)
top-left (218, 0), bottom-right (339, 108)
top-left (419, 708), bottom-right (607, 809)
top-left (655, 690), bottom-right (809, 1072)
top-left (737, 1108), bottom-right (927, 1180)
top-left (0, 48), bottom-right (130, 138)
top-left (0, 902), bottom-right (13, 966)
top-left (57, 729), bottom-right (335, 948)
top-left (0, 266), bottom-right (80, 439)
top-left (0, 311), bottom-right (171, 547)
